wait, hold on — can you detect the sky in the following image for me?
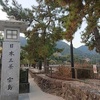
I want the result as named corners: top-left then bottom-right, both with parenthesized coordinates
top-left (0, 0), bottom-right (86, 48)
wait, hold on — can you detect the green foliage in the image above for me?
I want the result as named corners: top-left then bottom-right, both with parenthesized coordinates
top-left (1, 0), bottom-right (63, 62)
top-left (0, 0), bottom-right (64, 63)
top-left (45, 0), bottom-right (100, 53)
top-left (0, 0), bottom-right (33, 22)
top-left (20, 49), bottom-right (29, 64)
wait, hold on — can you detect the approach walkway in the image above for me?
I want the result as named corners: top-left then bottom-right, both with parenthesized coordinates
top-left (19, 73), bottom-right (64, 100)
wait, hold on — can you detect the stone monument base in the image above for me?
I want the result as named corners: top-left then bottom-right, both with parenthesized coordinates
top-left (19, 83), bottom-right (30, 93)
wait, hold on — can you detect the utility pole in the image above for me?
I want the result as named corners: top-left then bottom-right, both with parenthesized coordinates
top-left (70, 40), bottom-right (75, 78)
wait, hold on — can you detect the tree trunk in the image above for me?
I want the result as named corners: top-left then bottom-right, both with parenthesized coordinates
top-left (94, 27), bottom-right (100, 53)
top-left (44, 58), bottom-right (49, 74)
top-left (38, 60), bottom-right (42, 70)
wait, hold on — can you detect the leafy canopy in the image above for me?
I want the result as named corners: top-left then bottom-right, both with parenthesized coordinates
top-left (45, 0), bottom-right (100, 53)
top-left (0, 0), bottom-right (64, 62)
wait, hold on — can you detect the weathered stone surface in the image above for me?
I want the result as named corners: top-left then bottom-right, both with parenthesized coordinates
top-left (1, 42), bottom-right (20, 100)
top-left (0, 20), bottom-right (27, 100)
top-left (33, 74), bottom-right (100, 100)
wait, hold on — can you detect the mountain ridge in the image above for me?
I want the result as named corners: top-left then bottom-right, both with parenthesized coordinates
top-left (56, 40), bottom-right (100, 61)
top-left (20, 37), bottom-right (100, 60)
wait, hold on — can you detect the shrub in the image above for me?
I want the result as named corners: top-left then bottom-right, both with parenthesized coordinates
top-left (50, 66), bottom-right (72, 80)
top-left (77, 69), bottom-right (91, 79)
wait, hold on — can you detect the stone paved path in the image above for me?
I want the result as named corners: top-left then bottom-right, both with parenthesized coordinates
top-left (19, 74), bottom-right (64, 100)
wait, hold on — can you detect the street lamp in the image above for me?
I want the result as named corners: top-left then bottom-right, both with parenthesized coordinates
top-left (70, 40), bottom-right (75, 78)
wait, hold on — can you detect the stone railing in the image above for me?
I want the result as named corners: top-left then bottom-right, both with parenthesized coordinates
top-left (33, 74), bottom-right (100, 100)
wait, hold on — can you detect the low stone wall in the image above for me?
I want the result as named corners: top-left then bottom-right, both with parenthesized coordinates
top-left (29, 69), bottom-right (45, 78)
top-left (33, 74), bottom-right (100, 100)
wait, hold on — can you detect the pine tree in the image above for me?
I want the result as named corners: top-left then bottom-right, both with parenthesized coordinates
top-left (45, 0), bottom-right (100, 53)
top-left (0, 0), bottom-right (63, 69)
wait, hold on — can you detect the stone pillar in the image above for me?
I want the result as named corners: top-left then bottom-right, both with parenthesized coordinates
top-left (1, 28), bottom-right (20, 100)
top-left (0, 20), bottom-right (27, 100)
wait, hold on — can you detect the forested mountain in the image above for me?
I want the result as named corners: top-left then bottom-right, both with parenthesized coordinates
top-left (77, 46), bottom-right (98, 55)
top-left (77, 45), bottom-right (100, 62)
top-left (56, 40), bottom-right (85, 57)
top-left (20, 37), bottom-right (100, 62)
top-left (56, 40), bottom-right (100, 62)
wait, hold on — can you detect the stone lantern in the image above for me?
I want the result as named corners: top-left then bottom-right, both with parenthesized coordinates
top-left (0, 18), bottom-right (27, 100)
